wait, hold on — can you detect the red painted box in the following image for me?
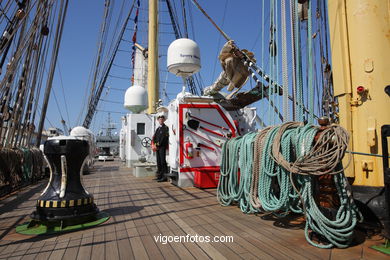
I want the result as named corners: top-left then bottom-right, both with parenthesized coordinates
top-left (194, 169), bottom-right (221, 188)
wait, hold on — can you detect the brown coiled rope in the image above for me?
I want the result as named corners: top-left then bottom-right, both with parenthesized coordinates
top-left (271, 123), bottom-right (351, 176)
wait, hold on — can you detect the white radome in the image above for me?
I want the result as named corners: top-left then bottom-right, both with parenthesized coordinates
top-left (167, 38), bottom-right (201, 78)
top-left (70, 126), bottom-right (93, 137)
top-left (124, 85), bottom-right (148, 113)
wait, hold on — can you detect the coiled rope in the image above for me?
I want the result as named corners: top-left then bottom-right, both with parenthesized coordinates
top-left (217, 122), bottom-right (362, 248)
top-left (0, 147), bottom-right (44, 196)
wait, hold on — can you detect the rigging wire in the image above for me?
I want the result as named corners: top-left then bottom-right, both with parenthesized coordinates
top-left (36, 0), bottom-right (70, 146)
top-left (82, 0), bottom-right (137, 128)
top-left (0, 0), bottom-right (56, 146)
top-left (51, 88), bottom-right (66, 129)
top-left (56, 63), bottom-right (70, 127)
top-left (105, 0), bottom-right (126, 71)
top-left (0, 3), bottom-right (12, 23)
top-left (281, 0), bottom-right (289, 121)
top-left (164, 0), bottom-right (200, 96)
top-left (186, 0), bottom-right (196, 40)
top-left (180, 0), bottom-right (188, 38)
top-left (88, 0), bottom-right (111, 109)
top-left (2, 1), bottom-right (44, 146)
top-left (211, 0), bottom-right (228, 83)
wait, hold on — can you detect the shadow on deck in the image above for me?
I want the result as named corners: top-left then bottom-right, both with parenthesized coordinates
top-left (0, 160), bottom-right (387, 260)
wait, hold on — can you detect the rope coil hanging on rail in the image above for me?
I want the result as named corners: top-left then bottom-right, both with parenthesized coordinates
top-left (0, 147), bottom-right (44, 197)
top-left (217, 122), bottom-right (362, 248)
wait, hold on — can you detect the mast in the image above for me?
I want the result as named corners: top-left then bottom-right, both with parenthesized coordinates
top-left (147, 0), bottom-right (159, 114)
top-left (327, 0), bottom-right (390, 186)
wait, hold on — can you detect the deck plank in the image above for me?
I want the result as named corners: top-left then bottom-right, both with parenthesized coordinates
top-left (129, 236), bottom-right (149, 259)
top-left (35, 241), bottom-right (56, 260)
top-left (62, 238), bottom-right (81, 260)
top-left (0, 161), bottom-right (386, 260)
top-left (76, 232), bottom-right (93, 260)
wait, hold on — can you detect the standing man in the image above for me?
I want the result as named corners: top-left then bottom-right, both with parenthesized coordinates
top-left (152, 114), bottom-right (169, 182)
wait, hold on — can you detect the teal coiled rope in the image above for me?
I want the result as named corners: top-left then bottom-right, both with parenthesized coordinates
top-left (217, 122), bottom-right (362, 248)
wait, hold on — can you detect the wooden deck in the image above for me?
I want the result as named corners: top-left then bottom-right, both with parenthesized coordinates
top-left (0, 160), bottom-right (387, 260)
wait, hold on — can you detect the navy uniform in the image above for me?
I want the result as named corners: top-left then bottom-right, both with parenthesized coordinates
top-left (153, 119), bottom-right (169, 181)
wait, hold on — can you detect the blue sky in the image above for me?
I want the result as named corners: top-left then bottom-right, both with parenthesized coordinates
top-left (46, 0), bottom-right (328, 135)
top-left (45, 0), bottom-right (269, 134)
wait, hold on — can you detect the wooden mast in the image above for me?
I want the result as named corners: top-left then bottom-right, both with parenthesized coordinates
top-left (147, 0), bottom-right (159, 114)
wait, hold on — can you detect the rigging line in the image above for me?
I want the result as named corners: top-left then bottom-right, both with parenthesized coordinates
top-left (3, 4), bottom-right (41, 123)
top-left (276, 0), bottom-right (281, 123)
top-left (0, 1), bottom-right (41, 92)
top-left (261, 0), bottom-right (264, 103)
top-left (30, 11), bottom-right (53, 138)
top-left (22, 33), bottom-right (47, 145)
top-left (290, 0), bottom-right (297, 121)
top-left (83, 0), bottom-right (137, 128)
top-left (125, 28), bottom-right (175, 34)
top-left (125, 20), bottom-right (171, 25)
top-left (186, 0), bottom-right (196, 40)
top-left (162, 72), bottom-right (169, 103)
top-left (250, 6), bottom-right (270, 51)
top-left (118, 49), bottom-right (132, 53)
top-left (112, 63), bottom-right (131, 69)
top-left (137, 7), bottom-right (169, 13)
top-left (88, 0), bottom-right (111, 109)
top-left (321, 0), bottom-right (330, 67)
top-left (103, 86), bottom-right (126, 91)
top-left (0, 3), bottom-right (12, 23)
top-left (78, 15), bottom-right (99, 125)
top-left (36, 0), bottom-right (69, 146)
top-left (164, 0), bottom-right (182, 38)
top-left (180, 0), bottom-right (188, 38)
top-left (294, 0), bottom-right (304, 121)
top-left (100, 0), bottom-right (116, 78)
top-left (268, 0), bottom-right (275, 125)
top-left (307, 0), bottom-right (314, 123)
top-left (164, 0), bottom-right (199, 95)
top-left (190, 0), bottom-right (231, 41)
top-left (51, 87), bottom-right (65, 124)
top-left (108, 74), bottom-right (130, 80)
top-left (0, 0), bottom-right (38, 63)
top-left (1, 1), bottom-right (35, 146)
top-left (96, 109), bottom-right (126, 115)
top-left (211, 0), bottom-right (228, 83)
top-left (100, 98), bottom-right (122, 104)
top-left (121, 38), bottom-right (170, 47)
top-left (311, 29), bottom-right (322, 118)
top-left (7, 56), bottom-right (33, 146)
top-left (245, 59), bottom-right (318, 121)
top-left (170, 0), bottom-right (183, 36)
top-left (105, 0), bottom-right (125, 65)
top-left (36, 105), bottom-right (55, 129)
top-left (56, 62), bottom-right (70, 126)
top-left (281, 0), bottom-right (289, 122)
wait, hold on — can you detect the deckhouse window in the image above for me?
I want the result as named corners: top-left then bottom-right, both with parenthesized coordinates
top-left (137, 123), bottom-right (145, 135)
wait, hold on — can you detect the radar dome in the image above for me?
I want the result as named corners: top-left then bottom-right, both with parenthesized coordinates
top-left (70, 126), bottom-right (93, 137)
top-left (124, 85), bottom-right (148, 113)
top-left (167, 38), bottom-right (201, 78)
